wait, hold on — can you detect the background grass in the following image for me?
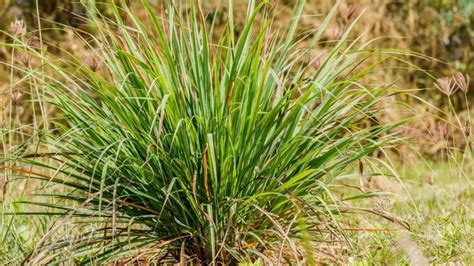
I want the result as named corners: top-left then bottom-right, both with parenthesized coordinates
top-left (346, 157), bottom-right (474, 264)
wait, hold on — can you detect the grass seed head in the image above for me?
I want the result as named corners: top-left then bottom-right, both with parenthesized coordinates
top-left (27, 36), bottom-right (41, 49)
top-left (434, 76), bottom-right (455, 96)
top-left (453, 72), bottom-right (469, 93)
top-left (10, 19), bottom-right (26, 37)
top-left (14, 51), bottom-right (32, 67)
top-left (11, 90), bottom-right (23, 104)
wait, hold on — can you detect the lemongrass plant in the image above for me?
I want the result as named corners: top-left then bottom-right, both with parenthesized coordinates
top-left (4, 0), bottom-right (404, 264)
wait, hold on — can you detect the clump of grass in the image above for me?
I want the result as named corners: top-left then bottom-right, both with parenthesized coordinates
top-left (4, 0), bottom-right (403, 264)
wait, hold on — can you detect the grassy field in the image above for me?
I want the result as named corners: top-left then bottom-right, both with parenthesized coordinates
top-left (0, 0), bottom-right (472, 264)
top-left (350, 157), bottom-right (474, 264)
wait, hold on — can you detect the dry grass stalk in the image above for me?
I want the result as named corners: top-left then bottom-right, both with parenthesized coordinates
top-left (0, 175), bottom-right (6, 203)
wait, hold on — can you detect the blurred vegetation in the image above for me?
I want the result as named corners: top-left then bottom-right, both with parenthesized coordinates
top-left (389, 0), bottom-right (473, 105)
top-left (0, 0), bottom-right (471, 88)
top-left (0, 0), bottom-right (471, 94)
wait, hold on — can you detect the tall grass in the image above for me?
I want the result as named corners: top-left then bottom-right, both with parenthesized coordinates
top-left (2, 0), bottom-right (403, 264)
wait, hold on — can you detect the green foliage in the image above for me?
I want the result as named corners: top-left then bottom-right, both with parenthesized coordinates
top-left (5, 0), bottom-right (402, 264)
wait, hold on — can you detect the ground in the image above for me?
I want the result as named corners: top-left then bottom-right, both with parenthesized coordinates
top-left (350, 157), bottom-right (474, 264)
